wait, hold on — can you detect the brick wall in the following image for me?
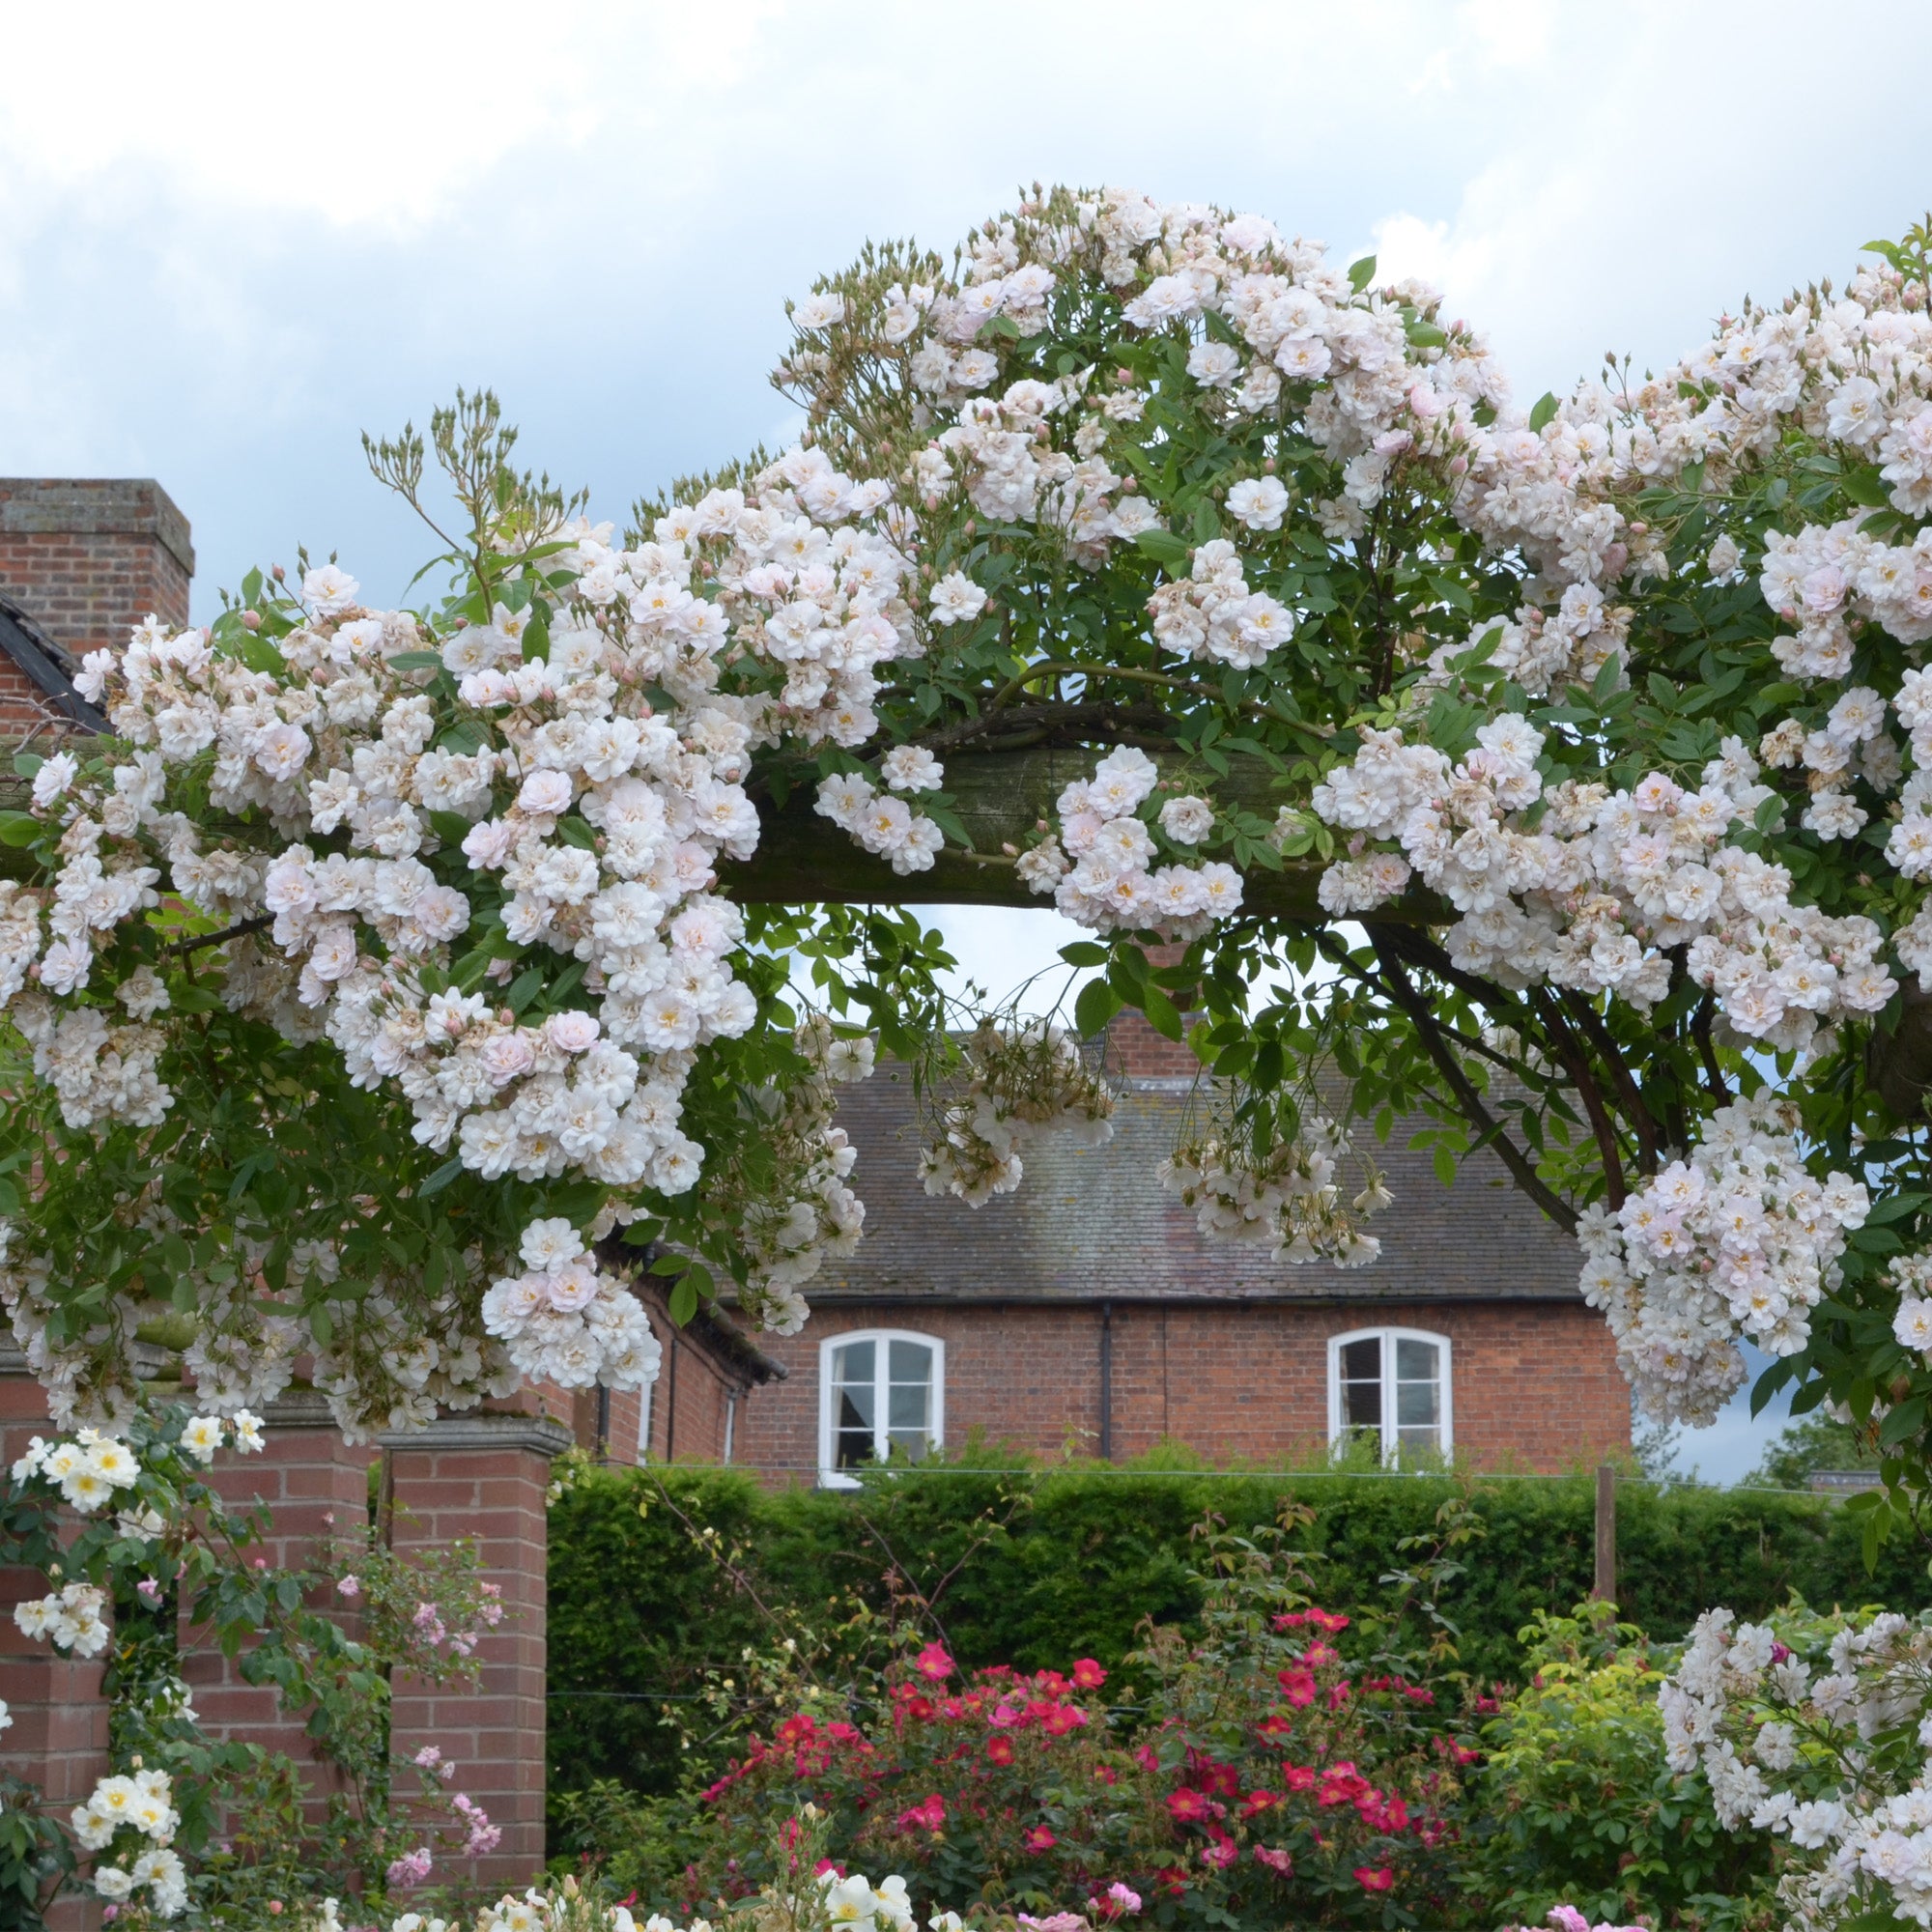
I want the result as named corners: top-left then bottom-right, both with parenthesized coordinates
top-left (731, 1297), bottom-right (1630, 1479)
top-left (0, 478), bottom-right (193, 660)
top-left (0, 1358), bottom-right (108, 1929)
top-left (177, 1395), bottom-right (379, 1813)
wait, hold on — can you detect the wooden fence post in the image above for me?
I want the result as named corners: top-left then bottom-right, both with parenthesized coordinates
top-left (1593, 1463), bottom-right (1617, 1603)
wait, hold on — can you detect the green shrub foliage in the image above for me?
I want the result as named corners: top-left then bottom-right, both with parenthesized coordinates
top-left (546, 1458), bottom-right (1932, 1806)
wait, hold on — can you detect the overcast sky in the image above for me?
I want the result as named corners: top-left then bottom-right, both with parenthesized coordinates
top-left (7, 0), bottom-right (1927, 1478)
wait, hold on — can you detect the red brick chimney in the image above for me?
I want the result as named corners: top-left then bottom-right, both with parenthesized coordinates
top-left (0, 478), bottom-right (194, 652)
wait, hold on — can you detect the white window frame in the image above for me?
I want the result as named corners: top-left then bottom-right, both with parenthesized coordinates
top-left (1327, 1326), bottom-right (1453, 1465)
top-left (818, 1328), bottom-right (946, 1489)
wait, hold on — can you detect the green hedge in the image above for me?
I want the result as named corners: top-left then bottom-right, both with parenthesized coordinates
top-left (546, 1459), bottom-right (1930, 1802)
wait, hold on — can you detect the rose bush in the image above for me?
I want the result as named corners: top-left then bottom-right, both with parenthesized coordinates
top-left (566, 1516), bottom-right (1474, 1930)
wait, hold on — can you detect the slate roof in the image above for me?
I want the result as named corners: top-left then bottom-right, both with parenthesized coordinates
top-left (804, 1064), bottom-right (1582, 1307)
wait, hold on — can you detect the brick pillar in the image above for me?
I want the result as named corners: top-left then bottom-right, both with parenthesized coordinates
top-left (384, 1410), bottom-right (572, 1891)
top-left (0, 1351), bottom-right (109, 1931)
top-left (0, 478), bottom-right (194, 655)
top-left (178, 1392), bottom-right (379, 1804)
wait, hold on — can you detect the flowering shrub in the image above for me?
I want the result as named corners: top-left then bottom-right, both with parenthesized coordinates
top-left (1466, 1603), bottom-right (1774, 1932)
top-left (0, 1401), bottom-right (506, 1924)
top-left (1660, 1598), bottom-right (1932, 1932)
top-left (605, 1518), bottom-right (1473, 1930)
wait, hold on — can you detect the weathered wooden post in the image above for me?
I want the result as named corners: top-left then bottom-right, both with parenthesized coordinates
top-left (1593, 1463), bottom-right (1617, 1603)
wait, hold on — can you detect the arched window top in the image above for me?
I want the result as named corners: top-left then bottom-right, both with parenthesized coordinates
top-left (819, 1328), bottom-right (946, 1488)
top-left (1327, 1326), bottom-right (1452, 1466)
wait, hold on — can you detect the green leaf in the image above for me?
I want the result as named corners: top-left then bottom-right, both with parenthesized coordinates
top-left (0, 810), bottom-right (41, 847)
top-left (385, 649), bottom-right (444, 672)
top-left (428, 810), bottom-right (474, 847)
top-left (1867, 1192), bottom-right (1930, 1226)
top-left (1432, 1143), bottom-right (1457, 1188)
top-left (1142, 984), bottom-right (1183, 1042)
top-left (506, 967), bottom-right (545, 1015)
top-left (1347, 254), bottom-right (1377, 294)
top-left (1405, 319), bottom-right (1448, 349)
top-left (1058, 941), bottom-right (1109, 968)
top-left (668, 1261), bottom-right (714, 1323)
top-left (418, 1157), bottom-right (465, 1198)
top-left (1880, 1398), bottom-right (1927, 1447)
top-left (1528, 392), bottom-right (1559, 434)
top-left (1073, 978), bottom-right (1122, 1038)
top-left (1133, 529), bottom-right (1193, 571)
top-left (1841, 464), bottom-right (1890, 509)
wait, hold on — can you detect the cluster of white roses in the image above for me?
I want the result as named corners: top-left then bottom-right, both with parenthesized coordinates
top-left (1662, 1604), bottom-right (1932, 1931)
top-left (9, 990), bottom-right (171, 1130)
top-left (1315, 719), bottom-right (1895, 1056)
top-left (481, 1218), bottom-right (662, 1394)
top-left (1147, 537), bottom-right (1295, 669)
top-left (1158, 1119), bottom-right (1389, 1266)
top-left (1759, 517), bottom-right (1932, 678)
top-left (722, 1019), bottom-right (872, 1332)
top-left (814, 753), bottom-right (946, 875)
top-left (14, 1580), bottom-right (110, 1657)
top-left (1576, 1097), bottom-right (1868, 1423)
top-left (2, 1184), bottom-right (529, 1437)
top-left (1891, 1250), bottom-right (1932, 1356)
top-left (69, 1766), bottom-right (186, 1918)
top-left (807, 186), bottom-right (1510, 534)
top-left (0, 434), bottom-right (949, 1422)
top-left (1015, 746), bottom-right (1243, 937)
top-left (815, 1870), bottom-right (922, 1932)
top-left (304, 1861), bottom-right (956, 1932)
top-left (9, 1423), bottom-right (144, 1509)
top-left (918, 373), bottom-right (1162, 566)
top-left (918, 1020), bottom-right (1115, 1207)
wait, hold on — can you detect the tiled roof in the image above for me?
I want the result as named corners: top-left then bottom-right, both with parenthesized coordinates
top-left (806, 1049), bottom-right (1581, 1307)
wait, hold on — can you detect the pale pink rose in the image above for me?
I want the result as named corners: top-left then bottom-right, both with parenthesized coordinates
top-left (545, 1010), bottom-right (601, 1054)
top-left (544, 1260), bottom-right (601, 1313)
top-left (307, 923), bottom-right (358, 980)
top-left (517, 769), bottom-right (575, 817)
top-left (480, 1032), bottom-right (537, 1085)
top-left (463, 819), bottom-right (517, 868)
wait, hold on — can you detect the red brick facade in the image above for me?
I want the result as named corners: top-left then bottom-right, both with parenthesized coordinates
top-left (733, 1296), bottom-right (1629, 1479)
top-left (712, 1009), bottom-right (1633, 1482)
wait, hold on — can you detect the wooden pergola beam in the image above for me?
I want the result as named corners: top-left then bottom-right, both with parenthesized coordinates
top-left (720, 746), bottom-right (1446, 923)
